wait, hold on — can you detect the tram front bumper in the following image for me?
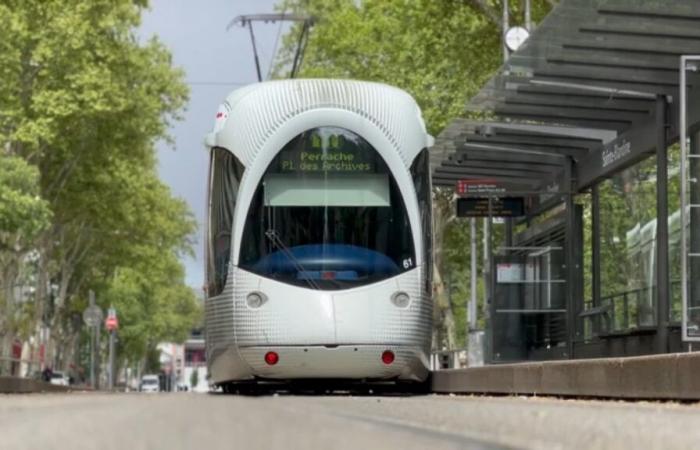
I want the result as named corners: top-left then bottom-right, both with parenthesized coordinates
top-left (238, 345), bottom-right (429, 381)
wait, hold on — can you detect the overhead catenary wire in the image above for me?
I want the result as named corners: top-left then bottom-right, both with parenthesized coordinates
top-left (228, 13), bottom-right (314, 83)
top-left (187, 81), bottom-right (249, 86)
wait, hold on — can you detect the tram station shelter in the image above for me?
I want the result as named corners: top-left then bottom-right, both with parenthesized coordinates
top-left (431, 0), bottom-right (700, 363)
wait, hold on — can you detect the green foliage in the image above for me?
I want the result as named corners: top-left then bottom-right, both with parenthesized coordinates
top-left (0, 154), bottom-right (51, 250)
top-left (275, 0), bottom-right (500, 135)
top-left (0, 0), bottom-right (199, 370)
top-left (104, 263), bottom-right (201, 365)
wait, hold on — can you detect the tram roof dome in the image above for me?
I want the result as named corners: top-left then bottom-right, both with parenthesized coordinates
top-left (205, 79), bottom-right (433, 168)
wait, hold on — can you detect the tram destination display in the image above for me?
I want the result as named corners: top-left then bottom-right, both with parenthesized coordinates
top-left (276, 129), bottom-right (375, 173)
top-left (457, 197), bottom-right (525, 218)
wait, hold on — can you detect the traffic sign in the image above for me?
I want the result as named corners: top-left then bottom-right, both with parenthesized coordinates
top-left (105, 315), bottom-right (118, 331)
top-left (505, 26), bottom-right (529, 52)
top-left (83, 305), bottom-right (104, 327)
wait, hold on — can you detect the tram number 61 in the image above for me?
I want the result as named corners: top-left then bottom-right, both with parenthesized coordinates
top-left (403, 258), bottom-right (414, 269)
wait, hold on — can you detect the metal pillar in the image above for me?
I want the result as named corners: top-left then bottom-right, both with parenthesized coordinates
top-left (656, 95), bottom-right (670, 354)
top-left (565, 158), bottom-right (576, 358)
top-left (524, 0), bottom-right (532, 31)
top-left (89, 290), bottom-right (96, 389)
top-left (108, 330), bottom-right (115, 390)
top-left (484, 203), bottom-right (494, 363)
top-left (90, 326), bottom-right (95, 388)
top-left (468, 218), bottom-right (484, 366)
top-left (592, 184), bottom-right (601, 333)
top-left (469, 218), bottom-right (478, 332)
top-left (505, 220), bottom-right (513, 247)
top-left (502, 0), bottom-right (510, 62)
top-left (95, 324), bottom-right (101, 389)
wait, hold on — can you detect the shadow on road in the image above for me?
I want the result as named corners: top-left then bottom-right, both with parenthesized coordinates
top-left (211, 379), bottom-right (432, 397)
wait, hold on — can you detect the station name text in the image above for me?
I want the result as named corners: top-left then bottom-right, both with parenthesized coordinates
top-left (280, 151), bottom-right (372, 172)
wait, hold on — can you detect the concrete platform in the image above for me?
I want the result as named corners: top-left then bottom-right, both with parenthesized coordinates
top-left (432, 352), bottom-right (700, 400)
top-left (0, 376), bottom-right (72, 394)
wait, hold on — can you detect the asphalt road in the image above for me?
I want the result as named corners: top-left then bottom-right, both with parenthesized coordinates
top-left (1, 392), bottom-right (699, 450)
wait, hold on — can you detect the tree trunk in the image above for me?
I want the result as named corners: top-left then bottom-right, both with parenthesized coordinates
top-left (432, 189), bottom-right (457, 350)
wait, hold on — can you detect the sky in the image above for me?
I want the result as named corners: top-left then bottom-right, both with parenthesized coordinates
top-left (140, 0), bottom-right (288, 288)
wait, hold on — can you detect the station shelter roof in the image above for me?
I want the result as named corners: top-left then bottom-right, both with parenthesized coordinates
top-left (431, 0), bottom-right (700, 193)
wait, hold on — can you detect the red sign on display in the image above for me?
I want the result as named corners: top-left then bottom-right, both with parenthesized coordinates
top-left (105, 315), bottom-right (119, 331)
top-left (456, 179), bottom-right (506, 196)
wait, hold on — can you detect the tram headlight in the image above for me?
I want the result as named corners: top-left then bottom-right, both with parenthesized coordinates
top-left (391, 291), bottom-right (410, 308)
top-left (246, 291), bottom-right (267, 309)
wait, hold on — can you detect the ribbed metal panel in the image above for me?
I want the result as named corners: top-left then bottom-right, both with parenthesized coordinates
top-left (233, 269), bottom-right (336, 347)
top-left (218, 79), bottom-right (428, 169)
top-left (230, 267), bottom-right (430, 348)
top-left (397, 265), bottom-right (433, 351)
top-left (205, 265), bottom-right (243, 360)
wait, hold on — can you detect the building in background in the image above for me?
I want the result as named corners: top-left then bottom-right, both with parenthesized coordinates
top-left (155, 328), bottom-right (207, 392)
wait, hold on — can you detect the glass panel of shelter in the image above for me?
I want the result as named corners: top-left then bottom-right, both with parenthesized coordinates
top-left (687, 130), bottom-right (700, 339)
top-left (475, 192), bottom-right (573, 363)
top-left (597, 155), bottom-right (657, 333)
top-left (681, 56), bottom-right (700, 342)
top-left (492, 244), bottom-right (567, 362)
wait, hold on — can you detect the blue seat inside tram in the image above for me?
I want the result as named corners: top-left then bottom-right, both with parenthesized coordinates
top-left (252, 244), bottom-right (399, 280)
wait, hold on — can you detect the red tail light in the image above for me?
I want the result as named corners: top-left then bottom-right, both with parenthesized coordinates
top-left (381, 350), bottom-right (395, 365)
top-left (264, 351), bottom-right (279, 365)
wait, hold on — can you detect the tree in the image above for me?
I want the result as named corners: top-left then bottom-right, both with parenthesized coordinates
top-left (0, 0), bottom-right (199, 374)
top-left (273, 0), bottom-right (552, 348)
top-left (0, 154), bottom-right (51, 368)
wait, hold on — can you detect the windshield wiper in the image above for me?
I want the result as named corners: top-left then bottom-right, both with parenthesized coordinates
top-left (264, 229), bottom-right (320, 290)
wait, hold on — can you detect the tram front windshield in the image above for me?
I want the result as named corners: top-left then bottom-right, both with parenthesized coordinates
top-left (239, 127), bottom-right (415, 290)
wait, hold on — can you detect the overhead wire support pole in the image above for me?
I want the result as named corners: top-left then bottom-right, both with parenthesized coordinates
top-left (524, 0), bottom-right (532, 31)
top-left (228, 14), bottom-right (314, 83)
top-left (295, 24), bottom-right (311, 77)
top-left (290, 21), bottom-right (310, 78)
top-left (246, 20), bottom-right (263, 82)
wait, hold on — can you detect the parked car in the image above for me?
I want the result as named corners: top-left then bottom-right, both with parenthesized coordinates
top-left (49, 372), bottom-right (70, 386)
top-left (140, 374), bottom-right (160, 393)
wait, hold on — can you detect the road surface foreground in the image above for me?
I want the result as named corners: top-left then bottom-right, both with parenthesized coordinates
top-left (0, 393), bottom-right (699, 450)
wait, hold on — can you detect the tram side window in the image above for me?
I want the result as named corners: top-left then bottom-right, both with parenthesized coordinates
top-left (207, 148), bottom-right (244, 297)
top-left (411, 148), bottom-right (432, 288)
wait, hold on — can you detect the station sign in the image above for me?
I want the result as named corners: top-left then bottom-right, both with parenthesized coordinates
top-left (456, 179), bottom-right (507, 196)
top-left (456, 197), bottom-right (525, 218)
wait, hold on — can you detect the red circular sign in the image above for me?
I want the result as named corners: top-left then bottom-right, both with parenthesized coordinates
top-left (105, 316), bottom-right (119, 331)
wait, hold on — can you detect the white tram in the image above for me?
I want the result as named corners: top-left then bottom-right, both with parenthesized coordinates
top-left (204, 79), bottom-right (433, 390)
